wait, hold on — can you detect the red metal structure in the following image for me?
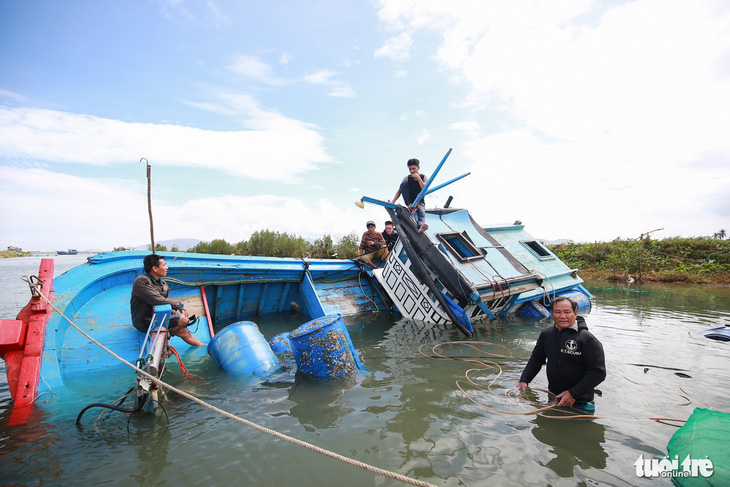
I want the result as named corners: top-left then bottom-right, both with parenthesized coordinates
top-left (0, 259), bottom-right (55, 420)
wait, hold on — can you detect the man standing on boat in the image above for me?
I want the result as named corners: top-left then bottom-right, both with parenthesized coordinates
top-left (518, 297), bottom-right (605, 411)
top-left (130, 254), bottom-right (204, 346)
top-left (357, 221), bottom-right (388, 268)
top-left (391, 158), bottom-right (429, 233)
top-left (382, 220), bottom-right (399, 252)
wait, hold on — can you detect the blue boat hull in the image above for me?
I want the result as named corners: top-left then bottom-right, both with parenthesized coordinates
top-left (0, 251), bottom-right (388, 419)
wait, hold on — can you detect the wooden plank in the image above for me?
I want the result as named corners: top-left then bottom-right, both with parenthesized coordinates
top-left (178, 294), bottom-right (205, 318)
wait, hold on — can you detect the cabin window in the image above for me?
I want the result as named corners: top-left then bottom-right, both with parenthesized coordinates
top-left (399, 247), bottom-right (409, 265)
top-left (521, 240), bottom-right (554, 260)
top-left (437, 232), bottom-right (484, 262)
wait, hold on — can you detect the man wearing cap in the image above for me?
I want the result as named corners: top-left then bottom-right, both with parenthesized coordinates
top-left (358, 221), bottom-right (388, 268)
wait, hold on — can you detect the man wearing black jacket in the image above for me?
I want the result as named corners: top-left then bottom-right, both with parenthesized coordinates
top-left (518, 297), bottom-right (605, 409)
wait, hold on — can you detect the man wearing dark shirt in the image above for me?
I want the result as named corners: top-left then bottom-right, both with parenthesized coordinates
top-left (518, 297), bottom-right (605, 410)
top-left (391, 158), bottom-right (429, 233)
top-left (382, 220), bottom-right (399, 252)
top-left (130, 254), bottom-right (203, 346)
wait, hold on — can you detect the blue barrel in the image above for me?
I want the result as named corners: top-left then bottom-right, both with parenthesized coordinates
top-left (268, 332), bottom-right (292, 357)
top-left (208, 321), bottom-right (280, 376)
top-left (288, 314), bottom-right (359, 379)
top-left (553, 290), bottom-right (592, 314)
top-left (516, 300), bottom-right (551, 319)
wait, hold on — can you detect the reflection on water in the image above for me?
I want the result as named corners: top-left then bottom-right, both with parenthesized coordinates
top-left (288, 373), bottom-right (356, 430)
top-left (531, 414), bottom-right (607, 477)
top-left (2, 258), bottom-right (730, 486)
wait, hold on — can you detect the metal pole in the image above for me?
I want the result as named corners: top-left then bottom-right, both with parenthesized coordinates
top-left (419, 172), bottom-right (471, 198)
top-left (141, 158), bottom-right (155, 252)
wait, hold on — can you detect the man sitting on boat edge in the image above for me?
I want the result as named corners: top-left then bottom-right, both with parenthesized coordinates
top-left (130, 254), bottom-right (204, 346)
top-left (382, 220), bottom-right (399, 252)
top-left (356, 221), bottom-right (388, 268)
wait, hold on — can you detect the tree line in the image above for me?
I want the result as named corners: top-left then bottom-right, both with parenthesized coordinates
top-left (153, 229), bottom-right (361, 259)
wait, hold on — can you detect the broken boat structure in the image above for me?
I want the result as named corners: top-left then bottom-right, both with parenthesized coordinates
top-left (0, 149), bottom-right (592, 418)
top-left (372, 204), bottom-right (592, 337)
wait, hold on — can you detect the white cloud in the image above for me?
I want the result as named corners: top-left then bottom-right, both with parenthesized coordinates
top-left (302, 70), bottom-right (357, 98)
top-left (0, 167), bottom-right (149, 250)
top-left (0, 106), bottom-right (331, 182)
top-left (0, 167), bottom-right (380, 250)
top-left (303, 70), bottom-right (338, 84)
top-left (416, 129), bottom-right (431, 144)
top-left (0, 89), bottom-right (28, 103)
top-left (227, 54), bottom-right (287, 86)
top-left (329, 85), bottom-right (356, 98)
top-left (279, 52), bottom-right (294, 64)
top-left (374, 32), bottom-right (413, 61)
top-left (376, 0), bottom-right (730, 240)
top-left (449, 121), bottom-right (480, 138)
top-left (455, 128), bottom-right (729, 241)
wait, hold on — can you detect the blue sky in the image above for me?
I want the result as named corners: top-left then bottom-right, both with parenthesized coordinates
top-left (1, 0), bottom-right (729, 250)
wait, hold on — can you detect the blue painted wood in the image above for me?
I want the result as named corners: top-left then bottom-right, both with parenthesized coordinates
top-left (300, 271), bottom-right (326, 319)
top-left (36, 251), bottom-right (374, 402)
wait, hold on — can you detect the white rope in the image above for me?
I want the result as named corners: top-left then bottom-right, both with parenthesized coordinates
top-left (26, 278), bottom-right (437, 487)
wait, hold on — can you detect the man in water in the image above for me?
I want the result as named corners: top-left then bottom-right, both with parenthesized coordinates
top-left (357, 220), bottom-right (388, 268)
top-left (382, 220), bottom-right (399, 252)
top-left (518, 297), bottom-right (605, 410)
top-left (130, 254), bottom-right (204, 346)
top-left (391, 158), bottom-right (429, 233)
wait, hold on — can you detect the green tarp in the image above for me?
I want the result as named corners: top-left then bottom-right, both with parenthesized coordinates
top-left (666, 407), bottom-right (730, 486)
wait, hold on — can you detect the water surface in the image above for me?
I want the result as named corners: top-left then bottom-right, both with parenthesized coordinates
top-left (1, 256), bottom-right (729, 486)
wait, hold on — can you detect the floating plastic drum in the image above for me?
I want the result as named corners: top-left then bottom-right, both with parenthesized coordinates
top-left (553, 290), bottom-right (592, 314)
top-left (208, 321), bottom-right (280, 376)
top-left (515, 300), bottom-right (551, 319)
top-left (268, 332), bottom-right (292, 356)
top-left (289, 314), bottom-right (359, 379)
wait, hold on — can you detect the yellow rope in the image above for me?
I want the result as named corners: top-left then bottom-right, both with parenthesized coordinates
top-left (27, 280), bottom-right (437, 487)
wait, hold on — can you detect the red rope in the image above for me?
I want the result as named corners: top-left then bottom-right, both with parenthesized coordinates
top-left (169, 345), bottom-right (190, 377)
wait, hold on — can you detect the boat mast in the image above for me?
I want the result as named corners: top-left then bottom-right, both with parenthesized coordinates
top-left (141, 158), bottom-right (155, 252)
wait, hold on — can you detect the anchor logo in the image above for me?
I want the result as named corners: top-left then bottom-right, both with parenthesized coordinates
top-left (566, 339), bottom-right (577, 352)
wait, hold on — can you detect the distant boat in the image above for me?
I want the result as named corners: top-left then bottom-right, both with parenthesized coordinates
top-left (56, 249), bottom-right (78, 255)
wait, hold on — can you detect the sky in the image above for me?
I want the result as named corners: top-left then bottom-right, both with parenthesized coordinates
top-left (1, 0), bottom-right (729, 251)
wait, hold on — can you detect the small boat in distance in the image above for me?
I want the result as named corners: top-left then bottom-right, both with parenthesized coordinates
top-left (56, 249), bottom-right (78, 255)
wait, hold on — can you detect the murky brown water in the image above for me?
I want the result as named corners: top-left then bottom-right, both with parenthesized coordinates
top-left (2, 256), bottom-right (729, 486)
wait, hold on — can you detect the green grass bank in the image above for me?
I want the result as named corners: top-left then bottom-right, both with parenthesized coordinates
top-left (548, 237), bottom-right (730, 285)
